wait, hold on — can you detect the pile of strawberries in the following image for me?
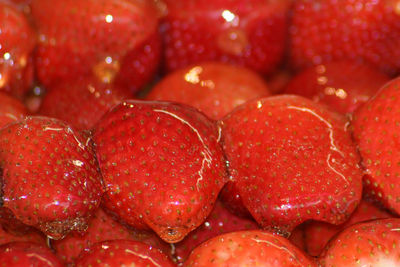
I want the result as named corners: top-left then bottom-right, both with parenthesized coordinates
top-left (2, 0), bottom-right (400, 266)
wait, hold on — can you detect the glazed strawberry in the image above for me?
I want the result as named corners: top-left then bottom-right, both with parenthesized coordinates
top-left (352, 77), bottom-right (400, 215)
top-left (146, 62), bottom-right (271, 120)
top-left (0, 116), bottom-right (104, 239)
top-left (219, 182), bottom-right (251, 218)
top-left (184, 230), bottom-right (317, 266)
top-left (266, 68), bottom-right (293, 95)
top-left (0, 1), bottom-right (35, 98)
top-left (319, 218), bottom-right (400, 266)
top-left (174, 200), bottom-right (259, 263)
top-left (31, 0), bottom-right (162, 93)
top-left (303, 200), bottom-right (394, 256)
top-left (288, 224), bottom-right (306, 252)
top-left (220, 95), bottom-right (363, 235)
top-left (162, 0), bottom-right (290, 75)
top-left (75, 239), bottom-right (175, 267)
top-left (0, 92), bottom-right (28, 128)
top-left (0, 225), bottom-right (46, 246)
top-left (93, 100), bottom-right (228, 243)
top-left (284, 62), bottom-right (390, 114)
top-left (53, 207), bottom-right (170, 264)
top-left (0, 242), bottom-right (63, 267)
top-left (39, 76), bottom-right (132, 130)
top-left (290, 0), bottom-right (400, 75)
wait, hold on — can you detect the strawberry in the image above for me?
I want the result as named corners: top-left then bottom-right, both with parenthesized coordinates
top-left (284, 62), bottom-right (390, 114)
top-left (319, 218), bottom-right (400, 266)
top-left (161, 0), bottom-right (290, 75)
top-left (0, 207), bottom-right (35, 235)
top-left (0, 1), bottom-right (35, 98)
top-left (220, 95), bottom-right (363, 235)
top-left (93, 100), bottom-right (228, 243)
top-left (290, 0), bottom-right (400, 75)
top-left (0, 225), bottom-right (46, 246)
top-left (184, 230), bottom-right (317, 266)
top-left (219, 182), bottom-right (252, 218)
top-left (266, 68), bottom-right (293, 95)
top-left (53, 207), bottom-right (171, 264)
top-left (39, 76), bottom-right (132, 130)
top-left (174, 200), bottom-right (259, 263)
top-left (288, 224), bottom-right (306, 252)
top-left (352, 77), bottom-right (400, 215)
top-left (0, 241), bottom-right (63, 267)
top-left (146, 62), bottom-right (271, 120)
top-left (0, 92), bottom-right (28, 128)
top-left (303, 199), bottom-right (394, 256)
top-left (75, 239), bottom-right (175, 267)
top-left (0, 116), bottom-right (104, 239)
top-left (31, 0), bottom-right (162, 93)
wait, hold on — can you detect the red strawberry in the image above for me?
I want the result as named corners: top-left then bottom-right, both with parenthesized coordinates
top-left (93, 100), bottom-right (228, 243)
top-left (304, 199), bottom-right (394, 256)
top-left (0, 1), bottom-right (35, 98)
top-left (266, 68), bottom-right (293, 95)
top-left (0, 225), bottom-right (46, 246)
top-left (0, 242), bottom-right (63, 267)
top-left (39, 76), bottom-right (132, 130)
top-left (288, 224), bottom-right (306, 252)
top-left (0, 116), bottom-right (104, 239)
top-left (31, 0), bottom-right (162, 93)
top-left (319, 218), bottom-right (400, 266)
top-left (184, 230), bottom-right (317, 266)
top-left (75, 239), bottom-right (175, 267)
top-left (284, 62), bottom-right (391, 114)
top-left (174, 200), bottom-right (259, 263)
top-left (220, 95), bottom-right (363, 235)
top-left (162, 0), bottom-right (290, 75)
top-left (290, 0), bottom-right (400, 75)
top-left (0, 92), bottom-right (28, 128)
top-left (146, 62), bottom-right (271, 120)
top-left (53, 207), bottom-right (171, 264)
top-left (219, 181), bottom-right (252, 218)
top-left (352, 77), bottom-right (400, 214)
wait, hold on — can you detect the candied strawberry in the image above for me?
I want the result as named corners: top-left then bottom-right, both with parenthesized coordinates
top-left (266, 68), bottom-right (293, 95)
top-left (284, 62), bottom-right (391, 114)
top-left (31, 0), bottom-right (162, 93)
top-left (0, 116), bottom-right (104, 239)
top-left (39, 77), bottom-right (132, 130)
top-left (220, 95), bottom-right (363, 235)
top-left (75, 240), bottom-right (175, 267)
top-left (219, 182), bottom-right (252, 218)
top-left (319, 218), bottom-right (400, 266)
top-left (53, 207), bottom-right (171, 264)
top-left (304, 200), bottom-right (394, 256)
top-left (162, 0), bottom-right (290, 75)
top-left (174, 200), bottom-right (259, 263)
top-left (0, 1), bottom-right (35, 98)
top-left (0, 242), bottom-right (63, 266)
top-left (184, 230), bottom-right (317, 266)
top-left (93, 100), bottom-right (228, 243)
top-left (288, 224), bottom-right (306, 252)
top-left (290, 0), bottom-right (400, 75)
top-left (352, 77), bottom-right (400, 215)
top-left (0, 92), bottom-right (28, 128)
top-left (146, 62), bottom-right (271, 120)
top-left (0, 225), bottom-right (46, 246)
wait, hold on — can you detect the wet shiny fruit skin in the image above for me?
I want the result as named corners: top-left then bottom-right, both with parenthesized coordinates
top-left (162, 0), bottom-right (290, 75)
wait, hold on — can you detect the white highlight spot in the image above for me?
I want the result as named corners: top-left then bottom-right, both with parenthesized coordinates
top-left (222, 10), bottom-right (235, 22)
top-left (3, 52), bottom-right (10, 60)
top-left (105, 14), bottom-right (113, 23)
